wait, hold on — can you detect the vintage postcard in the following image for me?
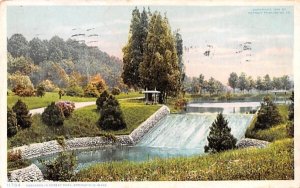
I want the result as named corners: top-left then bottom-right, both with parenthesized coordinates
top-left (1, 0), bottom-right (299, 187)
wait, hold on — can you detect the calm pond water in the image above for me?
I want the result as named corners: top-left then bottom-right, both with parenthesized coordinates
top-left (31, 101), bottom-right (259, 172)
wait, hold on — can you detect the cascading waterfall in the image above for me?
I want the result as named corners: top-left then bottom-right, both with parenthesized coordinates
top-left (137, 113), bottom-right (254, 151)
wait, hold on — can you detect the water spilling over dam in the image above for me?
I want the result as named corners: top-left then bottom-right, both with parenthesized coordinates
top-left (32, 101), bottom-right (259, 171)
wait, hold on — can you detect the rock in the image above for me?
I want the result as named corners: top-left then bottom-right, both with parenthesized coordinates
top-left (237, 138), bottom-right (270, 149)
top-left (8, 164), bottom-right (44, 182)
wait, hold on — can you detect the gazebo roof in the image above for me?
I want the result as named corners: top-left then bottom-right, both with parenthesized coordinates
top-left (142, 90), bottom-right (161, 94)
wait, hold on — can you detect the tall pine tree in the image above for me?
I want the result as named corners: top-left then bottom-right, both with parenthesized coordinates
top-left (174, 30), bottom-right (185, 92)
top-left (139, 12), bottom-right (180, 103)
top-left (205, 113), bottom-right (237, 153)
top-left (122, 7), bottom-right (149, 88)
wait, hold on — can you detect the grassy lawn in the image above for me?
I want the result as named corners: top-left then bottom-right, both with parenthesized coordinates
top-left (7, 92), bottom-right (143, 110)
top-left (8, 101), bottom-right (161, 148)
top-left (74, 138), bottom-right (293, 181)
top-left (245, 104), bottom-right (289, 142)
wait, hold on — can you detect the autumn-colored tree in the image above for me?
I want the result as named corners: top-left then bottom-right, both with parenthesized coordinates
top-left (89, 74), bottom-right (107, 94)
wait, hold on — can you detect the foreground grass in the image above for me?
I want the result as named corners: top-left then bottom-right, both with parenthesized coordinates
top-left (8, 101), bottom-right (161, 148)
top-left (75, 138), bottom-right (293, 181)
top-left (7, 92), bottom-right (143, 110)
top-left (246, 104), bottom-right (289, 142)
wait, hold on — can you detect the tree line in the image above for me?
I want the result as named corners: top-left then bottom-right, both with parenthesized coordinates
top-left (122, 7), bottom-right (184, 103)
top-left (185, 72), bottom-right (293, 95)
top-left (228, 72), bottom-right (292, 93)
top-left (184, 74), bottom-right (226, 96)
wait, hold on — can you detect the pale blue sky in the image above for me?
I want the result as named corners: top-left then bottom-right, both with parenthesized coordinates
top-left (7, 6), bottom-right (294, 83)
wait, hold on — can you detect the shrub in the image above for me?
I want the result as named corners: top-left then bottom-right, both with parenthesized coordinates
top-left (90, 74), bottom-right (107, 93)
top-left (8, 72), bottom-right (34, 91)
top-left (204, 113), bottom-right (237, 153)
top-left (42, 102), bottom-right (64, 126)
top-left (84, 83), bottom-right (99, 97)
top-left (41, 151), bottom-right (77, 181)
top-left (111, 87), bottom-right (121, 95)
top-left (174, 98), bottom-right (188, 111)
top-left (36, 84), bottom-right (46, 97)
top-left (7, 107), bottom-right (18, 137)
top-left (56, 136), bottom-right (66, 149)
top-left (96, 90), bottom-right (109, 111)
top-left (12, 99), bottom-right (32, 129)
top-left (98, 95), bottom-right (126, 130)
top-left (255, 96), bottom-right (282, 130)
top-left (55, 101), bottom-right (75, 118)
top-left (39, 79), bottom-right (57, 92)
top-left (287, 92), bottom-right (294, 137)
top-left (65, 85), bottom-right (84, 97)
top-left (13, 84), bottom-right (35, 97)
top-left (7, 149), bottom-right (31, 171)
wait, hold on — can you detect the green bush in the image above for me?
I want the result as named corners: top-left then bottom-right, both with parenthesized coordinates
top-left (255, 96), bottom-right (282, 130)
top-left (42, 102), bottom-right (64, 126)
top-left (65, 85), bottom-right (84, 97)
top-left (36, 84), bottom-right (46, 97)
top-left (287, 92), bottom-right (294, 137)
top-left (111, 87), bottom-right (121, 95)
top-left (96, 90), bottom-right (109, 111)
top-left (7, 107), bottom-right (18, 137)
top-left (12, 99), bottom-right (32, 129)
top-left (41, 151), bottom-right (77, 181)
top-left (204, 113), bottom-right (237, 153)
top-left (98, 95), bottom-right (126, 130)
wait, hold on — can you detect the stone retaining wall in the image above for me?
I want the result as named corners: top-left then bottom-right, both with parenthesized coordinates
top-left (10, 105), bottom-right (170, 160)
top-left (129, 105), bottom-right (170, 143)
top-left (8, 164), bottom-right (44, 182)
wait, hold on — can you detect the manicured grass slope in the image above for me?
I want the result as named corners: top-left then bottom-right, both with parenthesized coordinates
top-left (75, 139), bottom-right (293, 181)
top-left (8, 101), bottom-right (160, 148)
top-left (8, 92), bottom-right (96, 110)
top-left (8, 92), bottom-right (143, 110)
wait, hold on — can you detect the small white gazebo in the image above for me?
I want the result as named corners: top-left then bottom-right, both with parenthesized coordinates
top-left (142, 88), bottom-right (160, 105)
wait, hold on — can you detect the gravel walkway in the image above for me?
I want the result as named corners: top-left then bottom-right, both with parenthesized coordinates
top-left (29, 97), bottom-right (144, 115)
top-left (29, 101), bottom-right (95, 115)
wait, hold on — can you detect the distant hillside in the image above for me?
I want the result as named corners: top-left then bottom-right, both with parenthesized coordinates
top-left (7, 34), bottom-right (123, 88)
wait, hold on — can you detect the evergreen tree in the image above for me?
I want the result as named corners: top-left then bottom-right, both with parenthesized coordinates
top-left (96, 90), bottom-right (110, 111)
top-left (42, 102), bottom-right (64, 126)
top-left (7, 107), bottom-right (18, 137)
top-left (12, 99), bottom-right (32, 129)
top-left (122, 7), bottom-right (148, 88)
top-left (255, 96), bottom-right (282, 130)
top-left (139, 12), bottom-right (180, 103)
top-left (205, 113), bottom-right (237, 153)
top-left (98, 95), bottom-right (126, 130)
top-left (174, 30), bottom-right (185, 91)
